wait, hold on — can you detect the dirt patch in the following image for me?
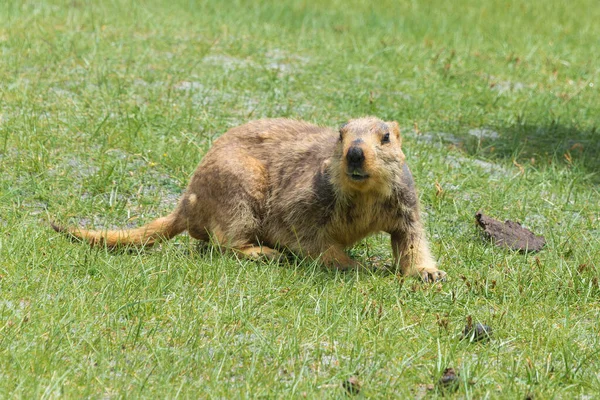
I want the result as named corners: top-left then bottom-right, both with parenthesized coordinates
top-left (476, 211), bottom-right (545, 253)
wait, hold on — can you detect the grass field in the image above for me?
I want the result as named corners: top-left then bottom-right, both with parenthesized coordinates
top-left (1, 0), bottom-right (599, 397)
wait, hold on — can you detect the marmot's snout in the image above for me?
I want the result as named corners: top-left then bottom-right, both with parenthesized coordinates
top-left (345, 145), bottom-right (369, 181)
top-left (346, 146), bottom-right (365, 167)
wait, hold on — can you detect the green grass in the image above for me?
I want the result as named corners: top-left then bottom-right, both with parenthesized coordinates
top-left (1, 0), bottom-right (599, 397)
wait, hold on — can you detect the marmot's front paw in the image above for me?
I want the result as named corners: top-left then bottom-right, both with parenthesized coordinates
top-left (420, 269), bottom-right (447, 283)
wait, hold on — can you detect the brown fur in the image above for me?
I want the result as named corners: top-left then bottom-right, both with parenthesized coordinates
top-left (52, 117), bottom-right (446, 281)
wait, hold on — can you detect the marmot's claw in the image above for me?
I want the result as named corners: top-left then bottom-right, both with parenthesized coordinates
top-left (421, 269), bottom-right (447, 283)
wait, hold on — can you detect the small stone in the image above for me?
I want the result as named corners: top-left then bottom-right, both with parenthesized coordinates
top-left (438, 368), bottom-right (459, 391)
top-left (342, 376), bottom-right (361, 395)
top-left (463, 322), bottom-right (492, 342)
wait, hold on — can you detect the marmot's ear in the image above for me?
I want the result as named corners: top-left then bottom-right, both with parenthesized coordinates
top-left (338, 122), bottom-right (349, 141)
top-left (388, 121), bottom-right (401, 145)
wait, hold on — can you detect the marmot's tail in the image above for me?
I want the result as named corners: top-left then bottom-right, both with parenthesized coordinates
top-left (51, 213), bottom-right (185, 248)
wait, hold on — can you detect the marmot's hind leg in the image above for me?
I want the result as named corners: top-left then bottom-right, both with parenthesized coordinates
top-left (234, 245), bottom-right (282, 261)
top-left (186, 152), bottom-right (272, 261)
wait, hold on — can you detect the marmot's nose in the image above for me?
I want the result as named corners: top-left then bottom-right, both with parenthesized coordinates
top-left (346, 146), bottom-right (365, 166)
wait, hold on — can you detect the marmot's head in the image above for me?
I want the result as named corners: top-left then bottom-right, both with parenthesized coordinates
top-left (332, 117), bottom-right (405, 196)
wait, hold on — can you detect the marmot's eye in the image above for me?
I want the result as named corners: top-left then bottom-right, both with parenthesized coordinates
top-left (381, 133), bottom-right (390, 144)
top-left (339, 131), bottom-right (344, 142)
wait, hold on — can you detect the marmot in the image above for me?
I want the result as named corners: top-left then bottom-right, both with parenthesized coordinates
top-left (52, 117), bottom-right (446, 282)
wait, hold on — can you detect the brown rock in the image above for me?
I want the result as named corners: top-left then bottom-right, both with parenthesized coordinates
top-left (475, 211), bottom-right (545, 253)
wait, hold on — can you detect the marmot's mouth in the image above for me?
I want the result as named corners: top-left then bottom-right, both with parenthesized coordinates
top-left (347, 171), bottom-right (370, 181)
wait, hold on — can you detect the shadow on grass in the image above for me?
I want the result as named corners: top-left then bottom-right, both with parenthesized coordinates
top-left (443, 123), bottom-right (599, 181)
top-left (190, 240), bottom-right (414, 281)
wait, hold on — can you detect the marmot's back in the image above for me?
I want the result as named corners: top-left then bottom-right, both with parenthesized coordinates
top-left (205, 118), bottom-right (338, 188)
